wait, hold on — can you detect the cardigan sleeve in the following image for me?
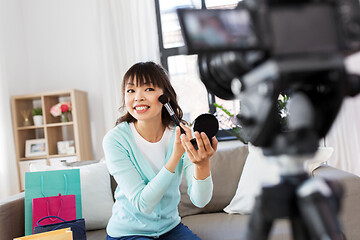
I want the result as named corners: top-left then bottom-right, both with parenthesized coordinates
top-left (183, 154), bottom-right (213, 208)
top-left (103, 131), bottom-right (176, 214)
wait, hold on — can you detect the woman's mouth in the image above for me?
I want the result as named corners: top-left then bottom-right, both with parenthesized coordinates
top-left (134, 105), bottom-right (149, 113)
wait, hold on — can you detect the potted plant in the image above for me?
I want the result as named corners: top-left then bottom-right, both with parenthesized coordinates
top-left (213, 103), bottom-right (247, 143)
top-left (32, 107), bottom-right (43, 126)
top-left (214, 94), bottom-right (290, 143)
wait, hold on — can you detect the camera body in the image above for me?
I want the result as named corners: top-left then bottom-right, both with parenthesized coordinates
top-left (178, 0), bottom-right (360, 55)
top-left (177, 0), bottom-right (360, 155)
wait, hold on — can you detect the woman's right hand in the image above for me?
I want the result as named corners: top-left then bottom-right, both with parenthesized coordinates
top-left (172, 124), bottom-right (191, 158)
top-left (165, 123), bottom-right (192, 173)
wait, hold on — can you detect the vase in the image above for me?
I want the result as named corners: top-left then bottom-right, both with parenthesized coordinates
top-left (61, 112), bottom-right (71, 122)
top-left (23, 117), bottom-right (31, 126)
top-left (33, 115), bottom-right (43, 126)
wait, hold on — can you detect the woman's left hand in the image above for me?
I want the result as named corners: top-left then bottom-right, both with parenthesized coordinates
top-left (180, 125), bottom-right (218, 179)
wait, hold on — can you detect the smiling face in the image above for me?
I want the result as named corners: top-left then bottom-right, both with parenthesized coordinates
top-left (117, 62), bottom-right (184, 128)
top-left (124, 79), bottom-right (164, 123)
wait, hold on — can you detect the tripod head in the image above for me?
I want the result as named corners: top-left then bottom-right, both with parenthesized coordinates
top-left (232, 55), bottom-right (360, 157)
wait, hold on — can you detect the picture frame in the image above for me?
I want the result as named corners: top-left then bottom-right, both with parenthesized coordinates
top-left (57, 140), bottom-right (75, 154)
top-left (25, 139), bottom-right (47, 157)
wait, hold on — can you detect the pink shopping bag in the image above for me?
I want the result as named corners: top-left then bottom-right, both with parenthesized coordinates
top-left (32, 193), bottom-right (76, 233)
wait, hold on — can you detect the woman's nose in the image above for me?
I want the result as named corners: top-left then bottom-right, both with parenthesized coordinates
top-left (135, 91), bottom-right (144, 101)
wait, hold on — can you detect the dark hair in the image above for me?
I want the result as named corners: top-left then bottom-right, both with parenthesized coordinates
top-left (115, 61), bottom-right (185, 127)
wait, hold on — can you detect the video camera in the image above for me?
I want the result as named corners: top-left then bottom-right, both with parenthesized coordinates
top-left (178, 2), bottom-right (360, 239)
top-left (177, 0), bottom-right (360, 156)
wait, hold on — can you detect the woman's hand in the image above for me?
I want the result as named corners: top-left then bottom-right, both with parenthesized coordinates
top-left (180, 123), bottom-right (218, 180)
top-left (165, 124), bottom-right (192, 173)
top-left (172, 125), bottom-right (188, 158)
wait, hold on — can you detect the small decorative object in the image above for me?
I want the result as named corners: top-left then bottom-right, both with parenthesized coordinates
top-left (277, 94), bottom-right (290, 130)
top-left (32, 107), bottom-right (43, 126)
top-left (25, 138), bottom-right (47, 157)
top-left (50, 102), bottom-right (72, 122)
top-left (20, 110), bottom-right (32, 126)
top-left (57, 140), bottom-right (75, 154)
top-left (213, 103), bottom-right (246, 143)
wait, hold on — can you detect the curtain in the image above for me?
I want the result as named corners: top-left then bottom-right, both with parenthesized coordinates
top-left (0, 54), bottom-right (19, 199)
top-left (325, 52), bottom-right (360, 176)
top-left (96, 0), bottom-right (160, 132)
top-left (0, 0), bottom-right (20, 198)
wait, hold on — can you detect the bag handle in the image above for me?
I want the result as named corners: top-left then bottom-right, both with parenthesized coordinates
top-left (46, 196), bottom-right (63, 222)
top-left (41, 173), bottom-right (69, 197)
top-left (37, 215), bottom-right (66, 226)
top-left (36, 216), bottom-right (86, 235)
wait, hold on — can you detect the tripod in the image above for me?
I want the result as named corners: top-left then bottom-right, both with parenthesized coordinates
top-left (246, 156), bottom-right (344, 240)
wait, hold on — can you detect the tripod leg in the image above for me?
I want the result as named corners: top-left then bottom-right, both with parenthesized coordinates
top-left (297, 178), bottom-right (344, 240)
top-left (246, 195), bottom-right (273, 240)
top-left (289, 214), bottom-right (312, 240)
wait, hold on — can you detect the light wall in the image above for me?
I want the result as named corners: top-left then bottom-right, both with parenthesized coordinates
top-left (2, 0), bottom-right (360, 184)
top-left (3, 0), bottom-right (107, 160)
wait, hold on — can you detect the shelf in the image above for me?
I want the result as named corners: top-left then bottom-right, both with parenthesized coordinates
top-left (19, 156), bottom-right (48, 161)
top-left (17, 122), bottom-right (74, 129)
top-left (49, 154), bottom-right (77, 158)
top-left (18, 153), bottom-right (76, 162)
top-left (11, 89), bottom-right (94, 191)
top-left (17, 125), bottom-right (44, 130)
top-left (46, 122), bottom-right (73, 127)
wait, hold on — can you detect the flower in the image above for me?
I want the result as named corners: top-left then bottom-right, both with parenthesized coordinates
top-left (50, 102), bottom-right (72, 117)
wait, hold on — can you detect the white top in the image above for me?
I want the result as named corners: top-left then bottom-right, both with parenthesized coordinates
top-left (130, 123), bottom-right (171, 173)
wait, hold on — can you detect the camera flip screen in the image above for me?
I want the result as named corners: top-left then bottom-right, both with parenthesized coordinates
top-left (270, 4), bottom-right (340, 56)
top-left (177, 9), bottom-right (261, 53)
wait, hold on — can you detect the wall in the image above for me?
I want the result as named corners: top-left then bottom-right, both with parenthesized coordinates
top-left (5, 0), bottom-right (106, 161)
top-left (1, 0), bottom-right (161, 198)
top-left (0, 0), bottom-right (29, 197)
top-left (1, 0), bottom-right (29, 94)
top-left (2, 0), bottom-right (360, 194)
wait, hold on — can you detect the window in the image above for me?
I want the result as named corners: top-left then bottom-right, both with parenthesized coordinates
top-left (155, 0), bottom-right (240, 140)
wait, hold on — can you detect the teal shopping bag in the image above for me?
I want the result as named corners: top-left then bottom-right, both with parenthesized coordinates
top-left (24, 169), bottom-right (82, 236)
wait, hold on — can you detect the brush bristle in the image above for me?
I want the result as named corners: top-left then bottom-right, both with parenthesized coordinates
top-left (158, 94), bottom-right (169, 104)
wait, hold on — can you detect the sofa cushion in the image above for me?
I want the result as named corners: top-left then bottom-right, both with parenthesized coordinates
top-left (224, 145), bottom-right (333, 215)
top-left (30, 161), bottom-right (114, 231)
top-left (86, 229), bottom-right (107, 240)
top-left (313, 165), bottom-right (360, 240)
top-left (181, 212), bottom-right (290, 240)
top-left (0, 192), bottom-right (25, 240)
top-left (178, 145), bottom-right (248, 217)
top-left (75, 162), bottom-right (113, 230)
top-left (224, 144), bottom-right (280, 215)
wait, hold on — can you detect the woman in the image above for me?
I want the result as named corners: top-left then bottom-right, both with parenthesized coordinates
top-left (103, 61), bottom-right (218, 240)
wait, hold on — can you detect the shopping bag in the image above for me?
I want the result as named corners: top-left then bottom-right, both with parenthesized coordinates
top-left (32, 194), bottom-right (76, 233)
top-left (25, 169), bottom-right (82, 235)
top-left (34, 216), bottom-right (86, 240)
top-left (14, 228), bottom-right (73, 240)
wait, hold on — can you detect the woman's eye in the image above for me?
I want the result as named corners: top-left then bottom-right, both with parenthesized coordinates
top-left (145, 88), bottom-right (155, 92)
top-left (126, 89), bottom-right (135, 93)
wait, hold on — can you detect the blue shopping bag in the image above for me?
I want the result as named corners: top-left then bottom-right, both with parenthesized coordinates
top-left (34, 216), bottom-right (86, 240)
top-left (25, 169), bottom-right (82, 235)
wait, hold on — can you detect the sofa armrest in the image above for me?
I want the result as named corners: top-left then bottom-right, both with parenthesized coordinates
top-left (313, 165), bottom-right (360, 240)
top-left (0, 192), bottom-right (25, 240)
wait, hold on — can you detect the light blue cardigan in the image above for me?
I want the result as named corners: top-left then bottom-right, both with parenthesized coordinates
top-left (103, 122), bottom-right (213, 238)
